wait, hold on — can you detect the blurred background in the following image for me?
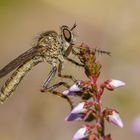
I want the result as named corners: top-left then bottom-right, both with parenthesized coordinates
top-left (0, 0), bottom-right (140, 139)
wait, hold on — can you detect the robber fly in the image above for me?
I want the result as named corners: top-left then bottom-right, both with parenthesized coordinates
top-left (0, 23), bottom-right (83, 105)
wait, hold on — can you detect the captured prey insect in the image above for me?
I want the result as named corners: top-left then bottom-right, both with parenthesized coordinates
top-left (0, 23), bottom-right (83, 107)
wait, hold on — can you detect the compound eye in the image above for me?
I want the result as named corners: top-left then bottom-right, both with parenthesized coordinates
top-left (63, 29), bottom-right (71, 43)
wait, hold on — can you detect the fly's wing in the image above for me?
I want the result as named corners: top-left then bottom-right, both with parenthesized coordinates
top-left (0, 45), bottom-right (44, 78)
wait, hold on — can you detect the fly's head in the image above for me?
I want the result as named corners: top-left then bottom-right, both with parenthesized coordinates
top-left (59, 23), bottom-right (77, 51)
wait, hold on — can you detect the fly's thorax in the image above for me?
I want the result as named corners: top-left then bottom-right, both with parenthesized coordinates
top-left (43, 50), bottom-right (63, 66)
top-left (37, 30), bottom-right (64, 54)
top-left (35, 30), bottom-right (62, 65)
top-left (37, 31), bottom-right (58, 48)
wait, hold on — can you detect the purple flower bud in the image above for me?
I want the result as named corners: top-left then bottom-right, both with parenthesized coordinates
top-left (72, 126), bottom-right (88, 140)
top-left (71, 102), bottom-right (86, 114)
top-left (65, 113), bottom-right (82, 121)
top-left (65, 102), bottom-right (86, 121)
top-left (65, 102), bottom-right (87, 121)
top-left (63, 81), bottom-right (82, 95)
top-left (108, 111), bottom-right (123, 128)
top-left (63, 89), bottom-right (75, 95)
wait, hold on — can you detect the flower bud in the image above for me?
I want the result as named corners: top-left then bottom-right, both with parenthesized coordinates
top-left (71, 102), bottom-right (86, 114)
top-left (65, 102), bottom-right (86, 121)
top-left (63, 81), bottom-right (82, 95)
top-left (108, 111), bottom-right (123, 128)
top-left (72, 126), bottom-right (89, 140)
top-left (104, 80), bottom-right (125, 90)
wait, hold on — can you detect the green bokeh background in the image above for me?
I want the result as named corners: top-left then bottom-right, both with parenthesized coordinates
top-left (0, 0), bottom-right (140, 140)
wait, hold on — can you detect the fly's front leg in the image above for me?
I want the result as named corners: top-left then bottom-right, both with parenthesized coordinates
top-left (64, 45), bottom-right (84, 67)
top-left (58, 45), bottom-right (82, 81)
top-left (66, 57), bottom-right (84, 67)
top-left (64, 45), bottom-right (73, 57)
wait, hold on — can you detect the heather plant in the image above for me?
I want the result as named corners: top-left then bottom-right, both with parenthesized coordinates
top-left (63, 43), bottom-right (125, 140)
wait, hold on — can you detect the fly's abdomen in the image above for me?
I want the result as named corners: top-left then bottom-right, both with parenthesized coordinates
top-left (0, 55), bottom-right (44, 103)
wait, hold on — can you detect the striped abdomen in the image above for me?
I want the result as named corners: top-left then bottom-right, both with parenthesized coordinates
top-left (0, 55), bottom-right (44, 103)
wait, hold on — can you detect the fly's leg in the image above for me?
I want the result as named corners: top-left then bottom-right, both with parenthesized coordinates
top-left (64, 45), bottom-right (84, 67)
top-left (42, 66), bottom-right (57, 89)
top-left (41, 81), bottom-right (70, 91)
top-left (41, 66), bottom-right (73, 109)
top-left (66, 57), bottom-right (84, 67)
top-left (41, 65), bottom-right (71, 90)
top-left (64, 45), bottom-right (73, 57)
top-left (41, 82), bottom-right (73, 109)
top-left (48, 90), bottom-right (73, 109)
top-left (58, 61), bottom-right (77, 82)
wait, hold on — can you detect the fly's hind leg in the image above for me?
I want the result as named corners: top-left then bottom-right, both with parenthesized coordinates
top-left (41, 81), bottom-right (73, 109)
top-left (48, 90), bottom-right (73, 109)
